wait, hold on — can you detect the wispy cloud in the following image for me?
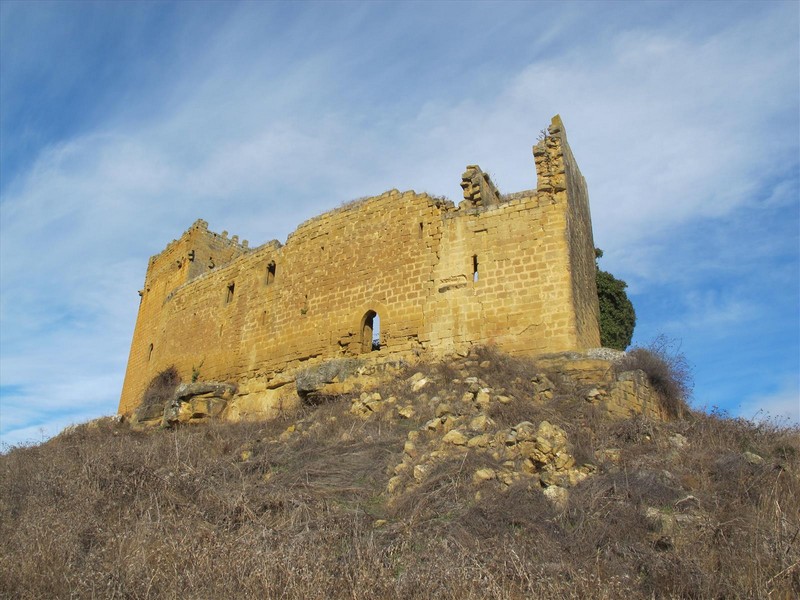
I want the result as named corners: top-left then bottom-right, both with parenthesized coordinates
top-left (738, 378), bottom-right (800, 425)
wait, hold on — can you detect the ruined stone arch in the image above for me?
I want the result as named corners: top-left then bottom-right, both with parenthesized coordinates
top-left (357, 301), bottom-right (388, 353)
top-left (360, 310), bottom-right (377, 353)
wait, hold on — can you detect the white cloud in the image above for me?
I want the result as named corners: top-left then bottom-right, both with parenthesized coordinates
top-left (663, 290), bottom-right (752, 332)
top-left (738, 380), bottom-right (800, 425)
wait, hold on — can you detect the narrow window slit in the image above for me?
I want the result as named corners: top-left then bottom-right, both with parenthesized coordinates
top-left (473, 255), bottom-right (479, 282)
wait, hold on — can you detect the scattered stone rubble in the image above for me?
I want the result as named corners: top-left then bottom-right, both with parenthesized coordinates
top-left (304, 350), bottom-right (672, 508)
top-left (378, 364), bottom-right (594, 507)
top-left (131, 348), bottom-right (675, 508)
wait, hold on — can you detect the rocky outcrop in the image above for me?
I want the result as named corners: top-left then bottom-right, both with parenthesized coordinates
top-left (386, 404), bottom-right (589, 508)
top-left (295, 359), bottom-right (365, 400)
top-left (130, 381), bottom-right (236, 428)
top-left (161, 382), bottom-right (237, 427)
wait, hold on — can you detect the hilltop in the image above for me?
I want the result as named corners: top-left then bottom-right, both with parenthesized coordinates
top-left (1, 347), bottom-right (798, 599)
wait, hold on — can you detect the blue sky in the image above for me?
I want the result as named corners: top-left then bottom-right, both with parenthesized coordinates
top-left (1, 1), bottom-right (798, 447)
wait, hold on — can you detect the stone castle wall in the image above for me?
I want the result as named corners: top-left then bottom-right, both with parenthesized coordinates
top-left (119, 116), bottom-right (601, 418)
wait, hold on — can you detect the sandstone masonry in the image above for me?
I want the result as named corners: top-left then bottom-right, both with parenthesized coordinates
top-left (119, 116), bottom-right (602, 419)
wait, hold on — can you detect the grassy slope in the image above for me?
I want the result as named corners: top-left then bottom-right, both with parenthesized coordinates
top-left (1, 350), bottom-right (798, 599)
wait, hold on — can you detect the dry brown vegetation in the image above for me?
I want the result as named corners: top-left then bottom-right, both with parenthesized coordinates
top-left (1, 351), bottom-right (798, 599)
top-left (134, 366), bottom-right (181, 422)
top-left (617, 336), bottom-right (693, 418)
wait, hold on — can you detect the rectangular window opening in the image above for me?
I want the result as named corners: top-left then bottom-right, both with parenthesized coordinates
top-left (472, 255), bottom-right (479, 282)
top-left (226, 282), bottom-right (235, 303)
top-left (266, 261), bottom-right (276, 285)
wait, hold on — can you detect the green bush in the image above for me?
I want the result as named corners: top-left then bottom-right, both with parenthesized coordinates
top-left (595, 249), bottom-right (636, 350)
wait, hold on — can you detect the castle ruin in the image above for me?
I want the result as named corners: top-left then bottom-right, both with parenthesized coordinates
top-left (119, 115), bottom-right (602, 420)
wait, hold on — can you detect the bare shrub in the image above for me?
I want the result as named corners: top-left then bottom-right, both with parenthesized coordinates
top-left (460, 481), bottom-right (558, 539)
top-left (617, 335), bottom-right (692, 418)
top-left (471, 345), bottom-right (538, 384)
top-left (140, 365), bottom-right (181, 409)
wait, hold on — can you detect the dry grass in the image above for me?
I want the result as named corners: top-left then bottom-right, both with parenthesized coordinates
top-left (1, 355), bottom-right (798, 599)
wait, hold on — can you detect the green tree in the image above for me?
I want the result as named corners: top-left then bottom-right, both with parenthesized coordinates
top-left (595, 248), bottom-right (636, 350)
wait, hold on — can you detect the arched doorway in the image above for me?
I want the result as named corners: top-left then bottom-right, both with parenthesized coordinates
top-left (360, 310), bottom-right (380, 353)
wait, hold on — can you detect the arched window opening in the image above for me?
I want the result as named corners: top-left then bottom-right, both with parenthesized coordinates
top-left (148, 343), bottom-right (154, 361)
top-left (360, 310), bottom-right (381, 353)
top-left (266, 261), bottom-right (276, 285)
top-left (226, 282), bottom-right (235, 303)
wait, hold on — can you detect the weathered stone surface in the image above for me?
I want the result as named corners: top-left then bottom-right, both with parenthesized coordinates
top-left (435, 403), bottom-right (453, 418)
top-left (467, 434), bottom-right (492, 448)
top-left (174, 382), bottom-right (237, 402)
top-left (350, 392), bottom-right (384, 417)
top-left (413, 464), bottom-right (430, 482)
top-left (469, 414), bottom-right (494, 431)
top-left (133, 402), bottom-right (165, 423)
top-left (387, 476), bottom-right (403, 494)
top-left (411, 377), bottom-right (430, 392)
top-left (424, 417), bottom-right (443, 432)
top-left (374, 350), bottom-right (679, 502)
top-left (475, 389), bottom-right (491, 407)
top-left (295, 359), bottom-right (364, 396)
top-left (403, 440), bottom-right (419, 459)
top-left (586, 347), bottom-right (626, 362)
top-left (407, 372), bottom-right (426, 384)
top-left (473, 468), bottom-right (497, 483)
top-left (160, 381), bottom-right (237, 426)
top-left (514, 421), bottom-right (537, 442)
top-left (743, 451), bottom-right (764, 465)
top-left (397, 405), bottom-right (415, 419)
top-left (442, 429), bottom-right (468, 446)
top-left (543, 485), bottom-right (569, 510)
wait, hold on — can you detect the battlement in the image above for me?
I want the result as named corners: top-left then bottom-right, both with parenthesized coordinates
top-left (119, 116), bottom-right (601, 419)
